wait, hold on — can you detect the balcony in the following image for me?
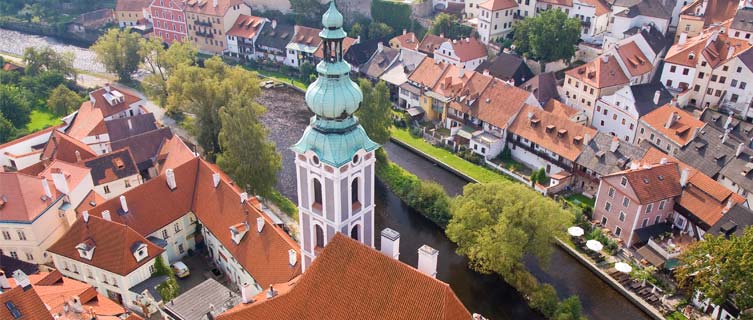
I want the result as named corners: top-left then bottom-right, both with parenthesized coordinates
top-left (195, 30), bottom-right (214, 38)
top-left (194, 19), bottom-right (212, 27)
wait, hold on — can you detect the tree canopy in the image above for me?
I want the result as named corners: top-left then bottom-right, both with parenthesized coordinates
top-left (217, 91), bottom-right (281, 199)
top-left (91, 28), bottom-right (143, 82)
top-left (47, 84), bottom-right (82, 116)
top-left (0, 85), bottom-right (31, 128)
top-left (368, 22), bottom-right (394, 40)
top-left (22, 47), bottom-right (75, 78)
top-left (289, 0), bottom-right (326, 27)
top-left (429, 13), bottom-right (473, 39)
top-left (512, 9), bottom-right (580, 64)
top-left (356, 79), bottom-right (392, 145)
top-left (141, 38), bottom-right (197, 108)
top-left (676, 227), bottom-right (753, 316)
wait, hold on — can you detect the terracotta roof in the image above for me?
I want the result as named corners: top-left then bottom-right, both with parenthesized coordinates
top-left (85, 158), bottom-right (301, 287)
top-left (479, 0), bottom-right (518, 11)
top-left (418, 34), bottom-right (446, 55)
top-left (408, 57), bottom-right (450, 88)
top-left (41, 131), bottom-right (97, 163)
top-left (508, 105), bottom-right (597, 161)
top-left (519, 72), bottom-right (559, 105)
top-left (616, 41), bottom-right (653, 77)
top-left (665, 27), bottom-right (750, 69)
top-left (2, 62), bottom-right (24, 72)
top-left (82, 148), bottom-right (139, 186)
top-left (449, 37), bottom-right (487, 62)
top-left (639, 144), bottom-right (694, 172)
top-left (610, 162), bottom-right (683, 204)
top-left (640, 104), bottom-right (705, 147)
top-left (116, 0), bottom-right (152, 12)
top-left (664, 29), bottom-right (713, 67)
top-left (89, 87), bottom-right (142, 119)
top-left (290, 26), bottom-right (322, 47)
top-left (681, 170), bottom-right (746, 225)
top-left (432, 65), bottom-right (476, 98)
top-left (390, 32), bottom-right (419, 50)
top-left (0, 286), bottom-right (53, 320)
top-left (566, 55), bottom-right (629, 89)
top-left (227, 15), bottom-right (265, 39)
top-left (155, 136), bottom-right (197, 175)
top-left (543, 99), bottom-right (580, 118)
top-left (475, 79), bottom-right (533, 129)
top-left (39, 160), bottom-right (92, 192)
top-left (578, 0), bottom-right (610, 16)
top-left (110, 127), bottom-right (174, 171)
top-left (701, 0), bottom-right (738, 26)
top-left (27, 271), bottom-right (125, 318)
top-left (538, 0), bottom-right (573, 6)
top-left (184, 0), bottom-right (243, 16)
top-left (0, 172), bottom-right (61, 222)
top-left (16, 161), bottom-right (49, 177)
top-left (218, 234), bottom-right (471, 320)
top-left (47, 215), bottom-right (164, 276)
top-left (67, 101), bottom-right (105, 140)
top-left (74, 190), bottom-right (107, 216)
top-left (314, 36), bottom-right (357, 59)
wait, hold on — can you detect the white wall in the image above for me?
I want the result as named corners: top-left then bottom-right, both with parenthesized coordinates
top-left (660, 62), bottom-right (696, 90)
top-left (96, 175), bottom-right (142, 200)
top-left (202, 228), bottom-right (260, 293)
top-left (0, 130), bottom-right (54, 169)
top-left (0, 197), bottom-right (66, 264)
top-left (144, 212), bottom-right (196, 263)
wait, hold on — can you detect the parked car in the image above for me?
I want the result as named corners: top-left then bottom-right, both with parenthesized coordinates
top-left (170, 261), bottom-right (190, 278)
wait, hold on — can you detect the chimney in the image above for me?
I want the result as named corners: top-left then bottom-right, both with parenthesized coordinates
top-left (630, 160), bottom-right (640, 170)
top-left (288, 249), bottom-right (297, 266)
top-left (12, 270), bottom-right (31, 291)
top-left (380, 228), bottom-right (400, 259)
top-left (120, 195), bottom-right (129, 213)
top-left (51, 170), bottom-right (70, 195)
top-left (166, 169), bottom-right (177, 190)
top-left (271, 19), bottom-right (277, 29)
top-left (240, 192), bottom-right (248, 204)
top-left (41, 178), bottom-right (53, 199)
top-left (724, 198), bottom-right (734, 212)
top-left (724, 113), bottom-right (733, 129)
top-left (75, 150), bottom-right (82, 162)
top-left (403, 29), bottom-right (407, 35)
top-left (653, 90), bottom-right (661, 105)
top-left (680, 168), bottom-right (690, 187)
top-left (127, 118), bottom-right (133, 130)
top-left (601, 55), bottom-right (609, 63)
top-left (728, 45), bottom-right (735, 59)
top-left (412, 33), bottom-right (416, 42)
top-left (665, 112), bottom-right (678, 128)
top-left (482, 69), bottom-right (490, 76)
top-left (678, 32), bottom-right (688, 45)
top-left (104, 83), bottom-right (111, 92)
top-left (610, 137), bottom-right (619, 153)
top-left (377, 41), bottom-right (384, 53)
top-left (583, 133), bottom-right (591, 145)
top-left (0, 270), bottom-right (10, 289)
top-left (660, 157), bottom-right (668, 165)
top-left (417, 245), bottom-right (438, 278)
top-left (101, 210), bottom-right (111, 221)
top-left (256, 216), bottom-right (264, 233)
top-left (82, 210), bottom-right (90, 223)
top-left (240, 283), bottom-right (254, 304)
top-left (266, 285), bottom-right (277, 299)
top-left (737, 142), bottom-right (745, 157)
top-left (212, 173), bottom-right (221, 188)
top-left (722, 131), bottom-right (729, 144)
top-left (459, 67), bottom-right (465, 78)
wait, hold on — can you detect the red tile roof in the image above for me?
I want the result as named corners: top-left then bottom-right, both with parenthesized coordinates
top-left (84, 158), bottom-right (301, 287)
top-left (27, 271), bottom-right (126, 318)
top-left (227, 15), bottom-right (265, 39)
top-left (508, 105), bottom-right (597, 161)
top-left (39, 160), bottom-right (92, 192)
top-left (0, 125), bottom-right (58, 150)
top-left (608, 162), bottom-right (683, 204)
top-left (449, 37), bottom-right (487, 62)
top-left (390, 32), bottom-right (419, 50)
top-left (616, 41), bottom-right (652, 77)
top-left (184, 0), bottom-right (243, 16)
top-left (47, 215), bottom-right (164, 276)
top-left (0, 172), bottom-right (61, 222)
top-left (67, 101), bottom-right (106, 140)
top-left (0, 286), bottom-right (53, 320)
top-left (89, 87), bottom-right (142, 119)
top-left (41, 131), bottom-right (97, 163)
top-left (418, 34), bottom-right (446, 55)
top-left (640, 104), bottom-right (705, 147)
top-left (679, 171), bottom-right (746, 227)
top-left (218, 234), bottom-right (471, 320)
top-left (579, 0), bottom-right (610, 16)
top-left (566, 55), bottom-right (630, 89)
top-left (290, 26), bottom-right (322, 47)
top-left (116, 0), bottom-right (152, 12)
top-left (479, 0), bottom-right (518, 11)
top-left (475, 79), bottom-right (532, 129)
top-left (155, 136), bottom-right (197, 175)
top-left (74, 190), bottom-right (107, 216)
top-left (408, 57), bottom-right (450, 88)
top-left (543, 99), bottom-right (580, 118)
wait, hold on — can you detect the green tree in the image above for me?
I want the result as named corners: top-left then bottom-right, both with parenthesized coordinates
top-left (157, 277), bottom-right (180, 302)
top-left (676, 227), bottom-right (753, 316)
top-left (91, 28), bottom-right (143, 82)
top-left (216, 96), bottom-right (281, 198)
top-left (167, 57), bottom-right (260, 159)
top-left (0, 56), bottom-right (4, 66)
top-left (0, 114), bottom-right (18, 144)
top-left (530, 284), bottom-right (559, 317)
top-left (290, 0), bottom-right (325, 26)
top-left (356, 79), bottom-right (392, 144)
top-left (0, 85), bottom-right (31, 128)
top-left (141, 37), bottom-right (197, 107)
top-left (22, 47), bottom-right (75, 78)
top-left (429, 13), bottom-right (473, 39)
top-left (47, 84), bottom-right (81, 116)
top-left (553, 296), bottom-right (587, 320)
top-left (368, 22), bottom-right (394, 40)
top-left (512, 10), bottom-right (580, 68)
top-left (299, 62), bottom-right (317, 84)
top-left (153, 256), bottom-right (171, 276)
top-left (348, 22), bottom-right (363, 39)
top-left (447, 182), bottom-right (573, 274)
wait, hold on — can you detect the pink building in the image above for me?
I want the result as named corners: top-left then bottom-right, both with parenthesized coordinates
top-left (150, 0), bottom-right (187, 44)
top-left (592, 162), bottom-right (682, 247)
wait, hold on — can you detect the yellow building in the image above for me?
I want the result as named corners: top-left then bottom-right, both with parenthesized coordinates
top-left (115, 0), bottom-right (151, 27)
top-left (184, 0), bottom-right (251, 54)
top-left (674, 0), bottom-right (738, 42)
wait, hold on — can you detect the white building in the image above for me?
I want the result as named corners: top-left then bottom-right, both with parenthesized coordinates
top-left (592, 82), bottom-right (673, 142)
top-left (0, 126), bottom-right (58, 171)
top-left (433, 37), bottom-right (488, 70)
top-left (226, 15), bottom-right (267, 60)
top-left (477, 0), bottom-right (518, 44)
top-left (285, 26), bottom-right (322, 67)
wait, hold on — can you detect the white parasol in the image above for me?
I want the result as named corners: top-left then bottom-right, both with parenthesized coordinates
top-left (586, 239), bottom-right (604, 252)
top-left (567, 226), bottom-right (585, 237)
top-left (615, 262), bottom-right (633, 273)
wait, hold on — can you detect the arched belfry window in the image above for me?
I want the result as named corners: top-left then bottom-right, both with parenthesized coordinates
top-left (313, 178), bottom-right (323, 211)
top-left (351, 178), bottom-right (360, 204)
top-left (350, 225), bottom-right (359, 241)
top-left (315, 225), bottom-right (324, 248)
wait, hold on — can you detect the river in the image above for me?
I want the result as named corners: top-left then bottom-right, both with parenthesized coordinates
top-left (259, 87), bottom-right (650, 320)
top-left (0, 27), bottom-right (105, 74)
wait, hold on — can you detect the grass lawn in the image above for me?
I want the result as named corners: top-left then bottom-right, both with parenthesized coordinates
top-left (664, 311), bottom-right (688, 320)
top-left (565, 193), bottom-right (596, 208)
top-left (390, 128), bottom-right (509, 183)
top-left (26, 109), bottom-right (61, 132)
top-left (256, 69), bottom-right (308, 91)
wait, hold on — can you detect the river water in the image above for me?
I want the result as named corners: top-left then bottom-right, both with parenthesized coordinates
top-left (0, 27), bottom-right (105, 74)
top-left (259, 87), bottom-right (650, 320)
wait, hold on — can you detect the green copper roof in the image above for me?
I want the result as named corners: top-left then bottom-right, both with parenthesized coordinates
top-left (305, 73), bottom-right (362, 119)
top-left (322, 1), bottom-right (344, 29)
top-left (292, 117), bottom-right (379, 167)
top-left (319, 27), bottom-right (347, 40)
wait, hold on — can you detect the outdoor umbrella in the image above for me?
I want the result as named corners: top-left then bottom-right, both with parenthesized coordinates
top-left (615, 262), bottom-right (633, 273)
top-left (568, 226), bottom-right (585, 237)
top-left (586, 239), bottom-right (604, 252)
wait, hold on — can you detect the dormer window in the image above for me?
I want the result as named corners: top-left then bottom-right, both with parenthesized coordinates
top-left (689, 53), bottom-right (695, 60)
top-left (230, 222), bottom-right (250, 245)
top-left (131, 241), bottom-right (148, 262)
top-left (620, 176), bottom-right (628, 187)
top-left (75, 238), bottom-right (96, 260)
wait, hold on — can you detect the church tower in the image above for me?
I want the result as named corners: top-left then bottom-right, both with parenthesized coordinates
top-left (292, 1), bottom-right (380, 271)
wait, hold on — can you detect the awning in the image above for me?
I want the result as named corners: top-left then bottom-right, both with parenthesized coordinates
top-left (407, 107), bottom-right (425, 117)
top-left (636, 245), bottom-right (666, 268)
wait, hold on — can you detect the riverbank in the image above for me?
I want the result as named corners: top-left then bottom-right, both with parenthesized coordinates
top-left (390, 130), bottom-right (660, 320)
